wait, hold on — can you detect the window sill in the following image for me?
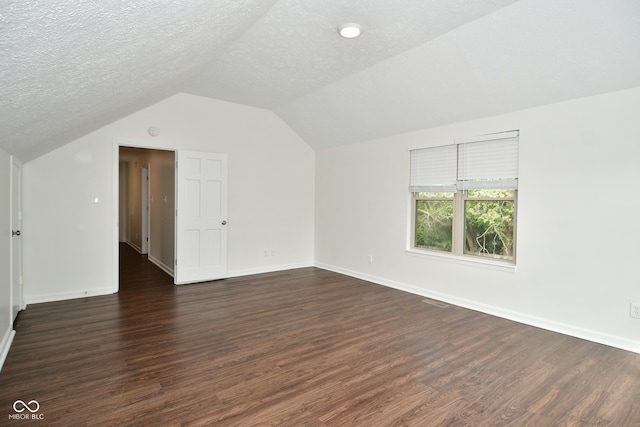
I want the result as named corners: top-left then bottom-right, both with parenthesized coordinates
top-left (405, 248), bottom-right (517, 272)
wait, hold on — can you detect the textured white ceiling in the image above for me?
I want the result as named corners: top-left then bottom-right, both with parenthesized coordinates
top-left (183, 0), bottom-right (518, 108)
top-left (0, 0), bottom-right (279, 161)
top-left (1, 0), bottom-right (640, 161)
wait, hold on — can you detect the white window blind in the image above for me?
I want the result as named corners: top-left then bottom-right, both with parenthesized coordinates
top-left (409, 130), bottom-right (519, 192)
top-left (457, 131), bottom-right (519, 190)
top-left (409, 144), bottom-right (457, 193)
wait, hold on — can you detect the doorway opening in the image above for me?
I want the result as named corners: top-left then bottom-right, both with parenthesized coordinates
top-left (118, 146), bottom-right (175, 290)
top-left (114, 143), bottom-right (229, 292)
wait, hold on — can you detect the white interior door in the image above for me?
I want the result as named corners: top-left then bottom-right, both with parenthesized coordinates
top-left (10, 156), bottom-right (23, 321)
top-left (175, 151), bottom-right (228, 284)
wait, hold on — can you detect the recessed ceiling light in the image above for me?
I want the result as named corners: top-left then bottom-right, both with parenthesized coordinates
top-left (338, 23), bottom-right (362, 39)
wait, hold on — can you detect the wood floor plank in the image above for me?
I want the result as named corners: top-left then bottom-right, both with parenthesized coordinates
top-left (1, 243), bottom-right (639, 426)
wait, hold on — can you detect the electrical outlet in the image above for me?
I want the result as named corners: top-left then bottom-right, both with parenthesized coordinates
top-left (367, 255), bottom-right (373, 264)
top-left (630, 303), bottom-right (640, 319)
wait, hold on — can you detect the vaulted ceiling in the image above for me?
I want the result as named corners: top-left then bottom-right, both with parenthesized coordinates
top-left (2, 0), bottom-right (639, 162)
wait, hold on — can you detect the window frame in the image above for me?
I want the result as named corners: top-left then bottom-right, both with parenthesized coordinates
top-left (408, 131), bottom-right (519, 268)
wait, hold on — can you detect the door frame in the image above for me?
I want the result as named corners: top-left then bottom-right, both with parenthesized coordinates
top-left (10, 156), bottom-right (23, 319)
top-left (141, 166), bottom-right (150, 255)
top-left (113, 139), bottom-right (229, 292)
top-left (112, 139), bottom-right (175, 292)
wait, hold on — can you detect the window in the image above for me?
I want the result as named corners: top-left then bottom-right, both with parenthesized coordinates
top-left (410, 131), bottom-right (518, 263)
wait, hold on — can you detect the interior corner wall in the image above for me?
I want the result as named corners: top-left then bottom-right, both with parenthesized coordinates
top-left (315, 87), bottom-right (640, 353)
top-left (122, 155), bottom-right (143, 252)
top-left (0, 148), bottom-right (14, 370)
top-left (22, 93), bottom-right (315, 304)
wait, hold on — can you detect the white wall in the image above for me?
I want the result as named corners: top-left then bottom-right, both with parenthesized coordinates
top-left (315, 87), bottom-right (640, 352)
top-left (23, 93), bottom-right (315, 303)
top-left (0, 148), bottom-right (15, 369)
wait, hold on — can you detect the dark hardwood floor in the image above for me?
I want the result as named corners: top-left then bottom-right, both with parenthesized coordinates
top-left (1, 244), bottom-right (639, 426)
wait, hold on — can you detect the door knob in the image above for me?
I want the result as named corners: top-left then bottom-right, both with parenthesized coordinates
top-left (12, 230), bottom-right (20, 236)
top-left (221, 220), bottom-right (227, 225)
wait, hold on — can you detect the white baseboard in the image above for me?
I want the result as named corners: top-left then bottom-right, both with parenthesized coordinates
top-left (24, 263), bottom-right (313, 303)
top-left (25, 287), bottom-right (114, 305)
top-left (126, 241), bottom-right (142, 253)
top-left (315, 262), bottom-right (640, 354)
top-left (0, 328), bottom-right (16, 373)
top-left (226, 262), bottom-right (314, 279)
top-left (148, 255), bottom-right (174, 277)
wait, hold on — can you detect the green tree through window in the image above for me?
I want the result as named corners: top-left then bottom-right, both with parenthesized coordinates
top-left (464, 190), bottom-right (515, 259)
top-left (413, 190), bottom-right (516, 262)
top-left (415, 195), bottom-right (453, 251)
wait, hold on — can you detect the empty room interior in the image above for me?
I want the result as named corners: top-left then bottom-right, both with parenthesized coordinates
top-left (1, 0), bottom-right (640, 425)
